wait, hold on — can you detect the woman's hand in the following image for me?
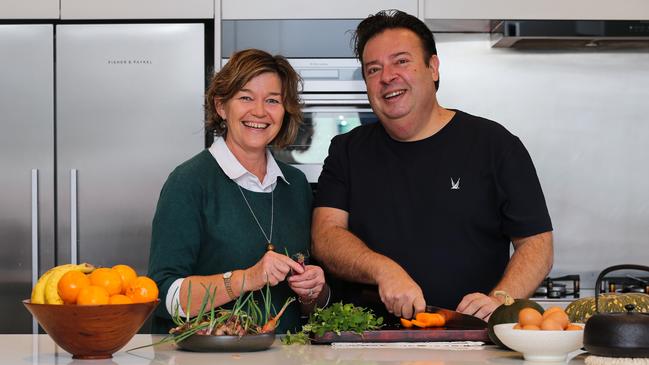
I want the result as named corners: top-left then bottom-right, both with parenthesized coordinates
top-left (245, 251), bottom-right (305, 291)
top-left (287, 265), bottom-right (326, 302)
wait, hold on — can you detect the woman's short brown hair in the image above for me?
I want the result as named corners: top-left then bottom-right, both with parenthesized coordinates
top-left (205, 49), bottom-right (303, 148)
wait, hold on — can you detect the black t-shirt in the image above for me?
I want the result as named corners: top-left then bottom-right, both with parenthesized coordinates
top-left (314, 110), bottom-right (552, 315)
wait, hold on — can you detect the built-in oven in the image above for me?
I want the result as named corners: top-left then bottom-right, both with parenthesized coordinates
top-left (271, 59), bottom-right (378, 183)
top-left (273, 96), bottom-right (379, 183)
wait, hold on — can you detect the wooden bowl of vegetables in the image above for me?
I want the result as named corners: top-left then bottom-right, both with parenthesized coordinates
top-left (24, 299), bottom-right (158, 359)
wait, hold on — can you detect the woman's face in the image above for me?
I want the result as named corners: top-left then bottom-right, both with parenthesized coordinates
top-left (216, 72), bottom-right (285, 155)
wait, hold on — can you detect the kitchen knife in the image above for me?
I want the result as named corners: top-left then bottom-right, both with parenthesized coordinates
top-left (425, 305), bottom-right (487, 329)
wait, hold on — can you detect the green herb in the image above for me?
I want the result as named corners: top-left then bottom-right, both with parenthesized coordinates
top-left (282, 302), bottom-right (383, 345)
top-left (281, 330), bottom-right (310, 345)
top-left (307, 302), bottom-right (383, 336)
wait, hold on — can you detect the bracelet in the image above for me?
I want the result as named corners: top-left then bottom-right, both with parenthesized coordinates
top-left (298, 286), bottom-right (316, 304)
top-left (298, 285), bottom-right (332, 307)
top-left (322, 285), bottom-right (332, 308)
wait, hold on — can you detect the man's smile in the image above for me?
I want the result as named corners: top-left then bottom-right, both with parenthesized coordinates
top-left (383, 89), bottom-right (406, 100)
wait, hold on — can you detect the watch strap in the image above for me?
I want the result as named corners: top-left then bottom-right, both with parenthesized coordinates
top-left (223, 272), bottom-right (237, 300)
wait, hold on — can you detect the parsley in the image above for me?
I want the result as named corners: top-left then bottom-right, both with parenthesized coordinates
top-left (308, 302), bottom-right (383, 336)
top-left (283, 302), bottom-right (384, 344)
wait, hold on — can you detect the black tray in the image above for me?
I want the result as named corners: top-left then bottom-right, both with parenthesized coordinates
top-left (176, 333), bottom-right (275, 352)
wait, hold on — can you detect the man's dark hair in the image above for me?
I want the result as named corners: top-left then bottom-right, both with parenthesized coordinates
top-left (352, 9), bottom-right (439, 90)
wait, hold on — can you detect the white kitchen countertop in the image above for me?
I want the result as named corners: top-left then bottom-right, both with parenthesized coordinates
top-left (0, 334), bottom-right (589, 365)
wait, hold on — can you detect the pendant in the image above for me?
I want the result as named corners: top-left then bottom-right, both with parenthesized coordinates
top-left (266, 243), bottom-right (275, 252)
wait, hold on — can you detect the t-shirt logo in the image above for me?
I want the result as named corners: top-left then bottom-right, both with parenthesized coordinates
top-left (450, 177), bottom-right (461, 190)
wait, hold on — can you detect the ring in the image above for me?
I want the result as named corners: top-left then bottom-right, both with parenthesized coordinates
top-left (308, 288), bottom-right (314, 298)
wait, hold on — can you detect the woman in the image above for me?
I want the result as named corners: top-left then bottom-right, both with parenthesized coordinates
top-left (148, 49), bottom-right (329, 334)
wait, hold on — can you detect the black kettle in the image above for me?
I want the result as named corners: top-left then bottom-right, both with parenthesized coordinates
top-left (583, 264), bottom-right (649, 358)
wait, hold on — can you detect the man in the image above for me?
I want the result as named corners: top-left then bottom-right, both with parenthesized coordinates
top-left (312, 10), bottom-right (553, 321)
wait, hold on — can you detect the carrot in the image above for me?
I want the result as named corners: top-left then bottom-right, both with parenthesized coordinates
top-left (260, 297), bottom-right (295, 333)
top-left (414, 313), bottom-right (446, 327)
top-left (400, 318), bottom-right (414, 328)
top-left (410, 319), bottom-right (429, 328)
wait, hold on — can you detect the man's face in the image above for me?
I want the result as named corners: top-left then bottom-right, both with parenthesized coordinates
top-left (362, 28), bottom-right (439, 141)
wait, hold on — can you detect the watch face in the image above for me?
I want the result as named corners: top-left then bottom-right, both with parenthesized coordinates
top-left (223, 271), bottom-right (232, 279)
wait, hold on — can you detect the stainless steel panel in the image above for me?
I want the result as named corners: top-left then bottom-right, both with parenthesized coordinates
top-left (0, 25), bottom-right (55, 333)
top-left (56, 24), bottom-right (204, 276)
top-left (222, 58), bottom-right (367, 93)
top-left (222, 19), bottom-right (360, 58)
top-left (290, 59), bottom-right (365, 93)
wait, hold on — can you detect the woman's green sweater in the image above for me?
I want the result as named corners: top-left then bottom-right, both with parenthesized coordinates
top-left (148, 150), bottom-right (313, 334)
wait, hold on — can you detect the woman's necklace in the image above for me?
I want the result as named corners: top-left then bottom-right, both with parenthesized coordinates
top-left (237, 185), bottom-right (275, 251)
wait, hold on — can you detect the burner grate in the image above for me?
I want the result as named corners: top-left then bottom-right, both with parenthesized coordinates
top-left (599, 275), bottom-right (649, 294)
top-left (533, 275), bottom-right (580, 299)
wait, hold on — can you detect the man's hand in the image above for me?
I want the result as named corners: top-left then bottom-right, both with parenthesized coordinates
top-left (456, 292), bottom-right (503, 321)
top-left (376, 267), bottom-right (426, 319)
top-left (312, 207), bottom-right (426, 318)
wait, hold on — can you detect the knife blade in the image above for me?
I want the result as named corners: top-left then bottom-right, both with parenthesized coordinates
top-left (425, 305), bottom-right (487, 329)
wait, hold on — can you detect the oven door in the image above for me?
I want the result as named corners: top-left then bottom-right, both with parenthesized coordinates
top-left (273, 96), bottom-right (378, 183)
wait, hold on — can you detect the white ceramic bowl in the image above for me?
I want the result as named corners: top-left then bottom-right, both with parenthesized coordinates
top-left (493, 323), bottom-right (584, 362)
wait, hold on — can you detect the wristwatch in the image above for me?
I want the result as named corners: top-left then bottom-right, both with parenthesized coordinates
top-left (223, 271), bottom-right (236, 300)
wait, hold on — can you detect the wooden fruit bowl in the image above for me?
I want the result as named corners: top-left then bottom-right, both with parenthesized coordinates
top-left (23, 299), bottom-right (158, 359)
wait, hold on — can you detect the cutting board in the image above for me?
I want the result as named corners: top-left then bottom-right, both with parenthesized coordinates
top-left (312, 327), bottom-right (490, 344)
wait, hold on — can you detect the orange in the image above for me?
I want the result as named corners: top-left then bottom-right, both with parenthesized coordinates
top-left (77, 285), bottom-right (110, 305)
top-left (125, 276), bottom-right (159, 303)
top-left (57, 270), bottom-right (90, 304)
top-left (108, 294), bottom-right (133, 304)
top-left (112, 264), bottom-right (137, 293)
top-left (89, 267), bottom-right (122, 295)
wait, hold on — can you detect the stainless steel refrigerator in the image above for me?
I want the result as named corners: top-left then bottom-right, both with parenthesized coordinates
top-left (0, 23), bottom-right (205, 333)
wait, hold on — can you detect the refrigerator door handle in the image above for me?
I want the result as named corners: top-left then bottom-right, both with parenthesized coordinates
top-left (70, 169), bottom-right (78, 265)
top-left (31, 169), bottom-right (39, 333)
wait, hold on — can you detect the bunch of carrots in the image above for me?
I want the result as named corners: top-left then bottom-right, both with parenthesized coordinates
top-left (400, 312), bottom-right (446, 328)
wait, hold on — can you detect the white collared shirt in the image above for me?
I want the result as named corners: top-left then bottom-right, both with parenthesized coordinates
top-left (208, 136), bottom-right (287, 192)
top-left (166, 136), bottom-right (288, 317)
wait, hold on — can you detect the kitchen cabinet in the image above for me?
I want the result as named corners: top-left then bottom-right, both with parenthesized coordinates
top-left (221, 0), bottom-right (418, 19)
top-left (60, 0), bottom-right (213, 19)
top-left (0, 0), bottom-right (59, 19)
top-left (423, 0), bottom-right (649, 20)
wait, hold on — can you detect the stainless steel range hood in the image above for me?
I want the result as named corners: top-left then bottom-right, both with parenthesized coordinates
top-left (491, 20), bottom-right (649, 49)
